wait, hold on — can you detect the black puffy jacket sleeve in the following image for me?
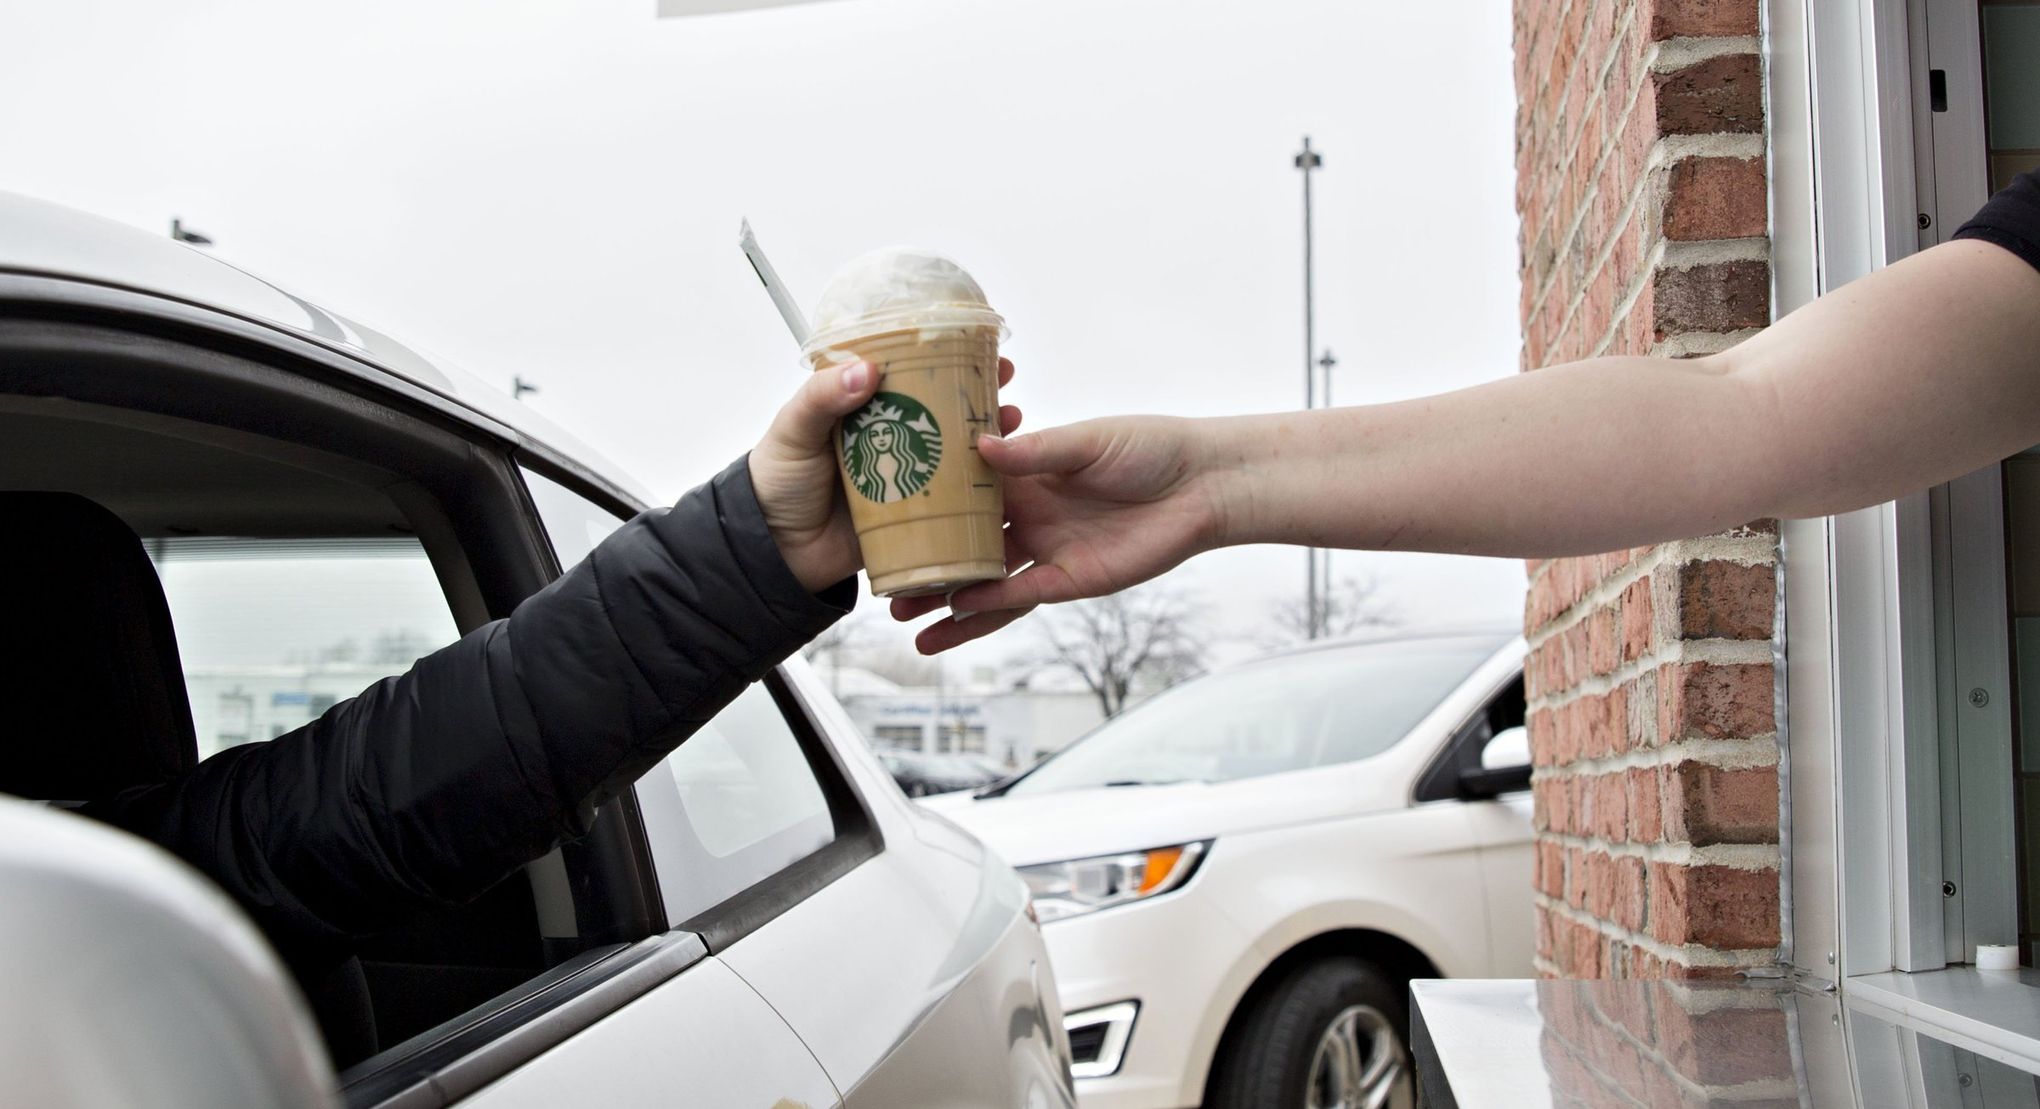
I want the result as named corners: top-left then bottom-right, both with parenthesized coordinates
top-left (84, 456), bottom-right (852, 961)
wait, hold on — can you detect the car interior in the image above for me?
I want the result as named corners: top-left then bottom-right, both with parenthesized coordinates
top-left (1412, 672), bottom-right (1529, 803)
top-left (0, 322), bottom-right (662, 1076)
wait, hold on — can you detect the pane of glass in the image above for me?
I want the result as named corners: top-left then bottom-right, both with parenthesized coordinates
top-left (1006, 637), bottom-right (1499, 796)
top-left (872, 725), bottom-right (925, 751)
top-left (2006, 459), bottom-right (2040, 961)
top-left (522, 468), bottom-right (628, 570)
top-left (149, 537), bottom-right (460, 760)
top-left (645, 683), bottom-right (836, 921)
top-left (1983, 3), bottom-right (2040, 191)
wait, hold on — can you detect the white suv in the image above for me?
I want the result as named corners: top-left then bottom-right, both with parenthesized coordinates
top-left (932, 630), bottom-right (1532, 1109)
top-left (0, 191), bottom-right (1072, 1109)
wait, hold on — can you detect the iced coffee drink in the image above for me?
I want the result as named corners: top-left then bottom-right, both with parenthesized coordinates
top-left (802, 247), bottom-right (1008, 597)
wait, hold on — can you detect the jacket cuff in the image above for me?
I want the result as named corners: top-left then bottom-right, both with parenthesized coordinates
top-left (708, 455), bottom-right (857, 634)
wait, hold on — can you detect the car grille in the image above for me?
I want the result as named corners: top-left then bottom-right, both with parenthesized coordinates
top-left (1062, 1000), bottom-right (1138, 1080)
top-left (1067, 1021), bottom-right (1109, 1064)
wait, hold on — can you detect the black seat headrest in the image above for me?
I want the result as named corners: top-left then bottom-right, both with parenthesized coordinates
top-left (0, 492), bottom-right (198, 800)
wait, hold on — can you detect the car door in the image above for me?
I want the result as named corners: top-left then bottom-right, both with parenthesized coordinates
top-left (0, 287), bottom-right (839, 1106)
top-left (1412, 667), bottom-right (1535, 976)
top-left (712, 666), bottom-right (1072, 1109)
top-left (524, 468), bottom-right (1071, 1108)
top-left (459, 464), bottom-right (844, 1108)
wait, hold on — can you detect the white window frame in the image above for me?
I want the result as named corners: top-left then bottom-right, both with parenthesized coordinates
top-left (1776, 0), bottom-right (2040, 1072)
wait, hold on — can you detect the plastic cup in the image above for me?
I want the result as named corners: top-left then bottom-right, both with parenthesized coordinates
top-left (804, 319), bottom-right (1007, 597)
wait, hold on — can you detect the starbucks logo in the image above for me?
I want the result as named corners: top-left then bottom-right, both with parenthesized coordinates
top-left (843, 392), bottom-right (943, 503)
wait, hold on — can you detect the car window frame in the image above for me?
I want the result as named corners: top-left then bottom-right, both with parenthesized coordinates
top-left (0, 281), bottom-right (699, 1107)
top-left (1412, 665), bottom-right (1530, 804)
top-left (514, 456), bottom-right (886, 956)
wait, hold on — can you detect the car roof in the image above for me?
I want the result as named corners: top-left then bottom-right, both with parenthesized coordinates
top-left (1242, 625), bottom-right (1522, 667)
top-left (0, 190), bottom-right (654, 507)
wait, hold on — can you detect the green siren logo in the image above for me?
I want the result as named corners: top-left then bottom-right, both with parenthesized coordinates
top-left (843, 392), bottom-right (942, 503)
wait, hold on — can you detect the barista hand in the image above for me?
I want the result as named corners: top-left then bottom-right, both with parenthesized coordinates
top-left (894, 235), bottom-right (2040, 653)
top-left (888, 416), bottom-right (1227, 653)
top-left (754, 357), bottom-right (1021, 593)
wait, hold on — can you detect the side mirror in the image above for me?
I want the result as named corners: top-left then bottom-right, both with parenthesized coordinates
top-left (1458, 725), bottom-right (1532, 799)
top-left (1481, 725), bottom-right (1531, 769)
top-left (0, 800), bottom-right (336, 1108)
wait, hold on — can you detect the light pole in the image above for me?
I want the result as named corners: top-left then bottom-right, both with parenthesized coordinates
top-left (1295, 137), bottom-right (1324, 638)
top-left (169, 218), bottom-right (213, 246)
top-left (1317, 347), bottom-right (1337, 615)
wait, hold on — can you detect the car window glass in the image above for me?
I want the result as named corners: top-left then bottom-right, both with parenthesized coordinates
top-left (519, 468), bottom-right (839, 920)
top-left (150, 538), bottom-right (460, 759)
top-left (522, 467), bottom-right (627, 570)
top-left (638, 682), bottom-right (837, 922)
top-left (1006, 638), bottom-right (1499, 795)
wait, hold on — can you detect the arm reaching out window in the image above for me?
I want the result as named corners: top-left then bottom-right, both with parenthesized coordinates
top-left (897, 173), bottom-right (2040, 654)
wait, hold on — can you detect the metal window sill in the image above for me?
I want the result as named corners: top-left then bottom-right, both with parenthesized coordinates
top-left (1845, 968), bottom-right (2040, 1072)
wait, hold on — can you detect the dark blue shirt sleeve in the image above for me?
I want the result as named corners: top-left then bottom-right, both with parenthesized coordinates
top-left (1954, 169), bottom-right (2040, 273)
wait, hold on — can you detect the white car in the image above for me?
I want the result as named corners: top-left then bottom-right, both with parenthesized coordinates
top-left (0, 191), bottom-right (1073, 1108)
top-left (932, 630), bottom-right (1533, 1109)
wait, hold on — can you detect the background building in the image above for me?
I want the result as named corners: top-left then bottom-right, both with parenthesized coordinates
top-left (810, 663), bottom-right (1107, 769)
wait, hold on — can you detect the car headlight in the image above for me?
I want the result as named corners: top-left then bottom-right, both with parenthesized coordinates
top-left (1018, 841), bottom-right (1209, 923)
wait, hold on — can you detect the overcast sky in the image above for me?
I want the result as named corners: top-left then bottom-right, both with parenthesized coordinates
top-left (3, 0), bottom-right (1526, 672)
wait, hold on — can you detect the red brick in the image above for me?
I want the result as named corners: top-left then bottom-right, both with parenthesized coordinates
top-left (1535, 771), bottom-right (1572, 831)
top-left (1625, 280), bottom-right (1657, 352)
top-left (1648, 862), bottom-right (1780, 948)
top-left (1612, 854), bottom-right (1648, 931)
top-left (1653, 53), bottom-right (1764, 135)
top-left (1663, 762), bottom-right (1779, 844)
top-left (1599, 1034), bottom-right (1650, 1099)
top-left (1644, 0), bottom-right (1761, 38)
top-left (1605, 977), bottom-right (1655, 1043)
top-left (1666, 662), bottom-right (1775, 739)
top-left (1664, 156), bottom-right (1767, 240)
top-left (1656, 1001), bottom-right (1796, 1086)
top-left (1606, 210), bottom-right (1649, 307)
top-left (1586, 850), bottom-right (1619, 918)
top-left (1578, 261), bottom-right (1618, 352)
top-left (1594, 686), bottom-right (1629, 756)
top-left (1629, 681), bottom-right (1659, 751)
top-left (1590, 774), bottom-right (1630, 839)
top-left (1568, 847), bottom-right (1592, 909)
top-left (1531, 708), bottom-right (1564, 769)
top-left (1676, 558), bottom-right (1775, 639)
top-left (1619, 75), bottom-right (1661, 177)
top-left (1537, 839), bottom-right (1569, 897)
top-left (1620, 576), bottom-right (1655, 660)
top-left (1605, 18), bottom-right (1646, 117)
top-left (1588, 605), bottom-right (1621, 675)
top-left (1628, 766), bottom-right (1664, 840)
top-left (1653, 259), bottom-right (1771, 333)
top-left (1571, 919), bottom-right (1608, 977)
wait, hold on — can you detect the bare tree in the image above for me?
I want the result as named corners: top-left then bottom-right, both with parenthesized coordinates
top-left (1262, 574), bottom-right (1398, 649)
top-left (1019, 587), bottom-right (1206, 718)
top-left (802, 610), bottom-right (872, 696)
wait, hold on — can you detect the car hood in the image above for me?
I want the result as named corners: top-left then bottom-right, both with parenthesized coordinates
top-left (929, 765), bottom-right (1407, 869)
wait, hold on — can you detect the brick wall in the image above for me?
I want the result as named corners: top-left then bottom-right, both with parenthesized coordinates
top-left (1513, 0), bottom-right (1782, 979)
top-left (1536, 981), bottom-right (1800, 1105)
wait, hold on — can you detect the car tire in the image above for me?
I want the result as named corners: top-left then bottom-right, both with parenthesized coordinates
top-left (1205, 957), bottom-right (1409, 1109)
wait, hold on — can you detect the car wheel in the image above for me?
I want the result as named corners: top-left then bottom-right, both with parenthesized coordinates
top-left (1205, 957), bottom-right (1408, 1109)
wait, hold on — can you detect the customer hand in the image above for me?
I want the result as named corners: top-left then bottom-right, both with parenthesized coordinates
top-left (891, 415), bottom-right (1228, 652)
top-left (753, 357), bottom-right (1020, 593)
